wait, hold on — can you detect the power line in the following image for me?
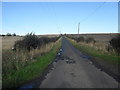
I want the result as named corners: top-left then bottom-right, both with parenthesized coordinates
top-left (80, 2), bottom-right (106, 23)
top-left (78, 1), bottom-right (107, 34)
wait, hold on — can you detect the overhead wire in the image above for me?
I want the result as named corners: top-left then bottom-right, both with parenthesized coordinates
top-left (77, 1), bottom-right (108, 34)
top-left (41, 2), bottom-right (108, 34)
top-left (80, 1), bottom-right (107, 23)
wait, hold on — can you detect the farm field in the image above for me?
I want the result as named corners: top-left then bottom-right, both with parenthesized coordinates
top-left (67, 33), bottom-right (118, 42)
top-left (2, 36), bottom-right (23, 50)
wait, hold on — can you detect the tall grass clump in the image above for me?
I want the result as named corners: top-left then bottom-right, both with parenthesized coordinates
top-left (68, 35), bottom-right (119, 56)
top-left (68, 35), bottom-right (120, 62)
top-left (109, 35), bottom-right (120, 55)
top-left (76, 36), bottom-right (85, 42)
top-left (68, 36), bottom-right (95, 43)
top-left (85, 37), bottom-right (95, 43)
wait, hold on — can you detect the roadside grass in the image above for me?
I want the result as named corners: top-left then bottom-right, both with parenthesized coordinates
top-left (68, 38), bottom-right (119, 65)
top-left (3, 39), bottom-right (61, 88)
top-left (2, 42), bottom-right (55, 75)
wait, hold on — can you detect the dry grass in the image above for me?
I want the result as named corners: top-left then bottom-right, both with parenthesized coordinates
top-left (2, 36), bottom-right (60, 64)
top-left (68, 33), bottom-right (118, 42)
top-left (68, 38), bottom-right (116, 55)
top-left (2, 36), bottom-right (23, 50)
top-left (2, 40), bottom-right (60, 80)
top-left (67, 34), bottom-right (118, 55)
top-left (29, 42), bottom-right (54, 61)
top-left (29, 37), bottom-right (61, 60)
top-left (2, 42), bottom-right (56, 73)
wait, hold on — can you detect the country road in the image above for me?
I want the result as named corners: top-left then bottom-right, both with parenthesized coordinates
top-left (21, 36), bottom-right (119, 88)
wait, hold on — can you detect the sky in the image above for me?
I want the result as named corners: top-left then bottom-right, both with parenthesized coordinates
top-left (1, 2), bottom-right (118, 35)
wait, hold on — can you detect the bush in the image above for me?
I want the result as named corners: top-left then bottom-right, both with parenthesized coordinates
top-left (68, 36), bottom-right (77, 41)
top-left (6, 33), bottom-right (12, 36)
top-left (106, 44), bottom-right (114, 53)
top-left (85, 37), bottom-right (95, 43)
top-left (76, 36), bottom-right (84, 42)
top-left (109, 35), bottom-right (120, 55)
top-left (2, 34), bottom-right (5, 36)
top-left (12, 33), bottom-right (16, 36)
top-left (15, 33), bottom-right (40, 51)
top-left (14, 33), bottom-right (60, 51)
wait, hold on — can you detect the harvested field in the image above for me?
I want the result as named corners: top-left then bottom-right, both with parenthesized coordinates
top-left (67, 33), bottom-right (118, 42)
top-left (2, 36), bottom-right (23, 50)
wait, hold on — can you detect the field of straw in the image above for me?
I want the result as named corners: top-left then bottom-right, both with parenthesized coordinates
top-left (2, 36), bottom-right (23, 50)
top-left (68, 33), bottom-right (117, 42)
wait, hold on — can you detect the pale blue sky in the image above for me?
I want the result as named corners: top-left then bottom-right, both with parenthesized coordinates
top-left (2, 2), bottom-right (118, 35)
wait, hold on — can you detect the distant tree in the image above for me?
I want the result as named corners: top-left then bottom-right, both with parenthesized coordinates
top-left (109, 35), bottom-right (120, 55)
top-left (6, 33), bottom-right (12, 36)
top-left (85, 37), bottom-right (95, 43)
top-left (2, 34), bottom-right (5, 36)
top-left (60, 34), bottom-right (63, 36)
top-left (12, 33), bottom-right (16, 36)
top-left (14, 32), bottom-right (40, 51)
top-left (64, 33), bottom-right (67, 36)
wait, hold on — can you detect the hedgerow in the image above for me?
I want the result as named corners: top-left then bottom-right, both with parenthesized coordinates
top-left (14, 33), bottom-right (60, 51)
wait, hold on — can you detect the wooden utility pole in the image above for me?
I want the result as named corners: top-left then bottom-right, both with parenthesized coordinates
top-left (78, 22), bottom-right (80, 34)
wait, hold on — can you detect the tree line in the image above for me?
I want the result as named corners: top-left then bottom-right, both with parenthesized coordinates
top-left (0, 33), bottom-right (17, 36)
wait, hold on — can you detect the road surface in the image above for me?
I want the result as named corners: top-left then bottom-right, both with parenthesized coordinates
top-left (21, 36), bottom-right (119, 88)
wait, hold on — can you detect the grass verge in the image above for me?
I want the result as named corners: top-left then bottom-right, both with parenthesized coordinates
top-left (69, 38), bottom-right (119, 64)
top-left (3, 39), bottom-right (61, 88)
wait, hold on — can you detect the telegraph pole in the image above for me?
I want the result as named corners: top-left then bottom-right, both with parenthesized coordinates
top-left (78, 22), bottom-right (80, 34)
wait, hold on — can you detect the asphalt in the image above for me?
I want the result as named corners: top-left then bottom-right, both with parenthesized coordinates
top-left (20, 36), bottom-right (119, 88)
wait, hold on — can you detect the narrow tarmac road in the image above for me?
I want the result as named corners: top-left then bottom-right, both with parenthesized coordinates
top-left (39, 37), bottom-right (118, 88)
top-left (20, 36), bottom-right (118, 88)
